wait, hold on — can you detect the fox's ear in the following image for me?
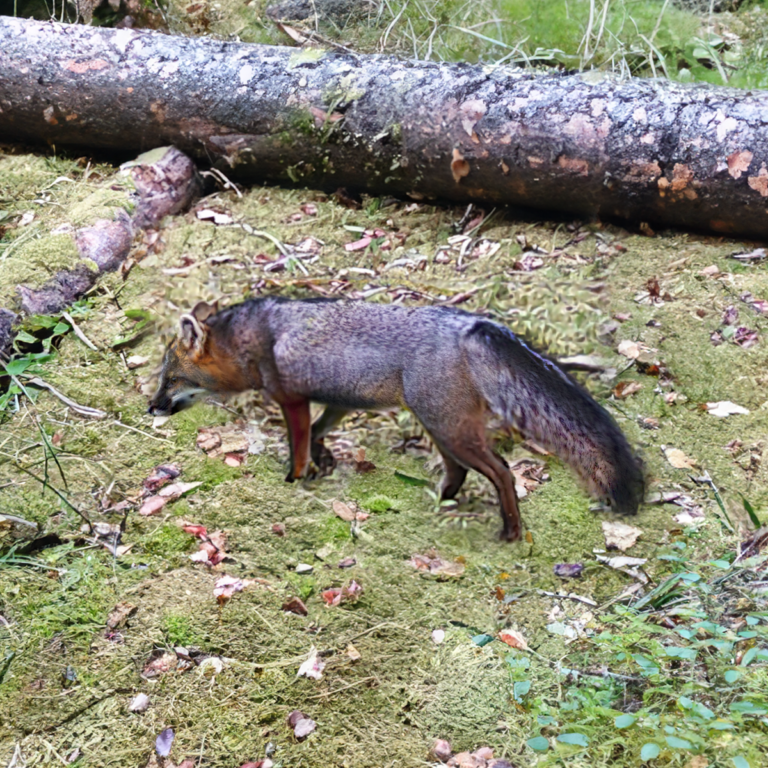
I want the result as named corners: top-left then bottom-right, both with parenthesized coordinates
top-left (178, 313), bottom-right (207, 356)
top-left (191, 301), bottom-right (219, 324)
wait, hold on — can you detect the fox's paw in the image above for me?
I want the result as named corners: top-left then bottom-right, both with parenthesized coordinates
top-left (310, 440), bottom-right (337, 477)
top-left (499, 526), bottom-right (523, 543)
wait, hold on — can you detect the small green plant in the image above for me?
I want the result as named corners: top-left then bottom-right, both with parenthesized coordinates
top-left (164, 613), bottom-right (197, 647)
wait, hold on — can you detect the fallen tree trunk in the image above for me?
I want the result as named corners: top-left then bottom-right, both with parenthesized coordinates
top-left (1, 17), bottom-right (767, 238)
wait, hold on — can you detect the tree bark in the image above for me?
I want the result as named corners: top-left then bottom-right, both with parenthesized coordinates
top-left (1, 17), bottom-right (767, 238)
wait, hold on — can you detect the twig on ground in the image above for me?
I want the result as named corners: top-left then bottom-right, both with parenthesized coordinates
top-left (25, 378), bottom-right (106, 419)
top-left (61, 311), bottom-right (99, 352)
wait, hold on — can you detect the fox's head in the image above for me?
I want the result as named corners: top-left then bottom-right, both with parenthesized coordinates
top-left (148, 301), bottom-right (224, 417)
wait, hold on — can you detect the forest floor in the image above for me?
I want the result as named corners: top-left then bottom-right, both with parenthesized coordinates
top-left (1, 148), bottom-right (767, 768)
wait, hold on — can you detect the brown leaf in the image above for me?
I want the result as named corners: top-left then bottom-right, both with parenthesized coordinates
top-left (106, 601), bottom-right (137, 630)
top-left (408, 552), bottom-right (465, 577)
top-left (181, 522), bottom-right (208, 538)
top-left (613, 380), bottom-right (643, 399)
top-left (321, 580), bottom-right (362, 606)
top-left (498, 628), bottom-right (528, 650)
top-left (282, 597), bottom-right (308, 616)
top-left (332, 500), bottom-right (359, 522)
top-left (141, 651), bottom-right (178, 679)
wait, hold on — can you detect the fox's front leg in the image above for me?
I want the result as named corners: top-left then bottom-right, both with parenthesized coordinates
top-left (309, 406), bottom-right (349, 476)
top-left (280, 399), bottom-right (312, 482)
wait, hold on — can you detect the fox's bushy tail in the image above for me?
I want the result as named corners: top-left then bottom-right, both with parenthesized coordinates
top-left (466, 321), bottom-right (644, 514)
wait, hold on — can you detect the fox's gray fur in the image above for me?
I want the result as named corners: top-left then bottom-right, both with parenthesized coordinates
top-left (149, 297), bottom-right (644, 541)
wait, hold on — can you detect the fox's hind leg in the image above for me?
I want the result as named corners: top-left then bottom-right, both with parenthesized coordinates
top-left (437, 451), bottom-right (468, 501)
top-left (405, 373), bottom-right (522, 542)
top-left (308, 406), bottom-right (349, 476)
top-left (432, 426), bottom-right (522, 542)
top-left (280, 399), bottom-right (312, 481)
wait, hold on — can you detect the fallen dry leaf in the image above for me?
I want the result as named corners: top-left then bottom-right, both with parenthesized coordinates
top-left (196, 208), bottom-right (233, 225)
top-left (213, 574), bottom-right (254, 605)
top-left (600, 555), bottom-right (647, 569)
top-left (663, 446), bottom-right (697, 469)
top-left (602, 520), bottom-right (643, 551)
top-left (509, 457), bottom-right (548, 498)
top-left (181, 522), bottom-right (207, 538)
top-left (332, 500), bottom-right (356, 522)
top-left (498, 628), bottom-right (528, 650)
top-left (197, 422), bottom-right (261, 460)
top-left (345, 236), bottom-right (372, 252)
top-left (613, 380), bottom-right (643, 399)
top-left (409, 552), bottom-right (466, 578)
top-left (332, 499), bottom-right (368, 522)
top-left (287, 710), bottom-right (317, 740)
top-left (106, 601), bottom-right (137, 631)
top-left (186, 527), bottom-right (228, 567)
top-left (345, 643), bottom-right (361, 661)
top-left (553, 563), bottom-right (583, 579)
top-left (155, 727), bottom-right (174, 758)
top-left (734, 326), bottom-right (759, 348)
top-left (431, 739), bottom-right (452, 762)
top-left (617, 340), bottom-right (641, 359)
top-left (722, 305), bottom-right (739, 325)
top-left (129, 693), bottom-right (150, 713)
top-left (706, 401), bottom-right (750, 418)
top-left (126, 355), bottom-right (149, 369)
top-left (282, 596), bottom-right (308, 616)
top-left (141, 651), bottom-right (178, 679)
top-left (158, 481), bottom-right (202, 499)
top-left (321, 580), bottom-right (362, 606)
top-left (138, 495), bottom-right (168, 516)
top-left (297, 647), bottom-right (325, 680)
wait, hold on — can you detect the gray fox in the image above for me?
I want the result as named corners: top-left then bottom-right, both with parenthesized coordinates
top-left (148, 297), bottom-right (644, 541)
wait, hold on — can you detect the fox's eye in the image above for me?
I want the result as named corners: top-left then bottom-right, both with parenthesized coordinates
top-left (168, 377), bottom-right (178, 385)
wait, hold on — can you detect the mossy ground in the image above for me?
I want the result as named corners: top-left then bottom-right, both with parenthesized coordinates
top-left (0, 152), bottom-right (134, 305)
top-left (1, 149), bottom-right (766, 766)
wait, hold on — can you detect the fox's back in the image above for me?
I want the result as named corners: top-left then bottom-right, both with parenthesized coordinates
top-left (237, 299), bottom-right (476, 409)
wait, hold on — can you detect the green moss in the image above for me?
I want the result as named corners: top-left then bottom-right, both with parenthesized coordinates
top-left (317, 515), bottom-right (353, 543)
top-left (0, 233), bottom-right (85, 305)
top-left (360, 493), bottom-right (398, 513)
top-left (143, 523), bottom-right (194, 556)
top-left (67, 188), bottom-right (133, 228)
top-left (163, 611), bottom-right (202, 646)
